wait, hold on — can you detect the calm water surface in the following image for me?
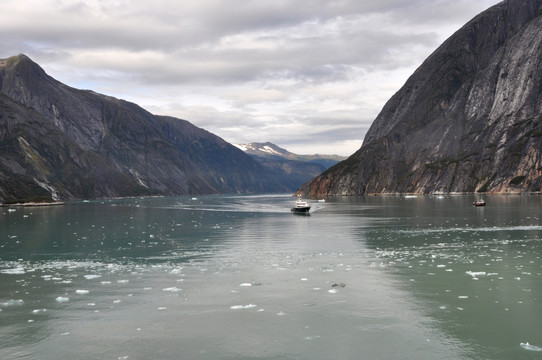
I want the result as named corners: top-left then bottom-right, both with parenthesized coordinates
top-left (1, 194), bottom-right (542, 359)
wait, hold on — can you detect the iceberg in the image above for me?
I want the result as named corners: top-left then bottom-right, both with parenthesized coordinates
top-left (2, 299), bottom-right (24, 306)
top-left (521, 342), bottom-right (542, 351)
top-left (230, 304), bottom-right (257, 310)
top-left (0, 267), bottom-right (25, 274)
top-left (162, 287), bottom-right (182, 292)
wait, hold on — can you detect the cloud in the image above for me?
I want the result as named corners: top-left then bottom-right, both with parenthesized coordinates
top-left (0, 0), bottom-right (501, 156)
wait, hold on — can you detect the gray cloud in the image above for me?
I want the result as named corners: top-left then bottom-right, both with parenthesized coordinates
top-left (0, 0), bottom-right (501, 156)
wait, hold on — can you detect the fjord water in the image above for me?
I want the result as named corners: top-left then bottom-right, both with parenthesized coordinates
top-left (1, 195), bottom-right (542, 359)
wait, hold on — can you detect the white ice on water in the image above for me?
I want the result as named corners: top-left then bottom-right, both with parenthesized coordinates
top-left (521, 342), bottom-right (542, 351)
top-left (162, 287), bottom-right (182, 292)
top-left (230, 304), bottom-right (257, 310)
top-left (84, 274), bottom-right (101, 280)
top-left (0, 267), bottom-right (25, 274)
top-left (2, 299), bottom-right (24, 306)
top-left (466, 271), bottom-right (486, 277)
top-left (56, 297), bottom-right (70, 303)
top-left (75, 290), bottom-right (90, 295)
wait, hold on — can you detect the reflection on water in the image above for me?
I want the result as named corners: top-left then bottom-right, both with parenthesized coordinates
top-left (1, 194), bottom-right (542, 359)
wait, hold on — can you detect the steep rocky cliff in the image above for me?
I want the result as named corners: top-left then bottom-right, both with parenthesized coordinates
top-left (0, 55), bottom-right (285, 203)
top-left (299, 0), bottom-right (542, 196)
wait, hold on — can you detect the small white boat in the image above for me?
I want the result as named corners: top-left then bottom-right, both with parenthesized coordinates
top-left (291, 196), bottom-right (311, 214)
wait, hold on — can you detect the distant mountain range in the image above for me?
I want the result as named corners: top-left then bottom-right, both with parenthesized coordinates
top-left (236, 142), bottom-right (345, 191)
top-left (0, 55), bottom-right (298, 203)
top-left (299, 0), bottom-right (542, 196)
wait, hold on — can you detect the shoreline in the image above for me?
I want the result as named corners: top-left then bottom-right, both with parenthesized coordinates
top-left (1, 201), bottom-right (66, 207)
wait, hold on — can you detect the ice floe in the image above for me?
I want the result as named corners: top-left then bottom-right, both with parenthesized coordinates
top-left (162, 287), bottom-right (182, 292)
top-left (230, 304), bottom-right (257, 310)
top-left (84, 274), bottom-right (101, 280)
top-left (1, 267), bottom-right (25, 274)
top-left (56, 297), bottom-right (70, 303)
top-left (2, 299), bottom-right (24, 306)
top-left (521, 342), bottom-right (542, 351)
top-left (75, 290), bottom-right (90, 295)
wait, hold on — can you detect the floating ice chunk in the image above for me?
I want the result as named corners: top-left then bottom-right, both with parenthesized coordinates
top-left (75, 290), bottom-right (89, 295)
top-left (157, 307), bottom-right (167, 310)
top-left (169, 268), bottom-right (183, 274)
top-left (113, 299), bottom-right (122, 304)
top-left (56, 297), bottom-right (70, 303)
top-left (1, 267), bottom-right (25, 274)
top-left (84, 274), bottom-right (101, 280)
top-left (304, 335), bottom-right (321, 341)
top-left (2, 299), bottom-right (24, 306)
top-left (466, 271), bottom-right (486, 277)
top-left (301, 278), bottom-right (308, 281)
top-left (230, 304), bottom-right (257, 310)
top-left (117, 280), bottom-right (129, 283)
top-left (328, 289), bottom-right (338, 294)
top-left (521, 342), bottom-right (542, 351)
top-left (277, 311), bottom-right (286, 316)
top-left (239, 283), bottom-right (252, 287)
top-left (458, 296), bottom-right (469, 299)
top-left (162, 287), bottom-right (181, 292)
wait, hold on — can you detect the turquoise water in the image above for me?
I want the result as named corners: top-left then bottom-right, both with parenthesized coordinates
top-left (1, 194), bottom-right (542, 359)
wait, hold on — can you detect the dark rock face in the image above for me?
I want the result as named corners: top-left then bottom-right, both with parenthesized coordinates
top-left (299, 0), bottom-right (542, 196)
top-left (0, 55), bottom-right (285, 202)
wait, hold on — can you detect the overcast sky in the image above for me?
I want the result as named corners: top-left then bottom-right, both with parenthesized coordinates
top-left (1, 0), bottom-right (501, 156)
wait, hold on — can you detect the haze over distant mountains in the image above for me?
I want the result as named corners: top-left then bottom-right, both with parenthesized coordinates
top-left (299, 0), bottom-right (542, 196)
top-left (0, 55), bottom-right (314, 203)
top-left (236, 142), bottom-right (344, 191)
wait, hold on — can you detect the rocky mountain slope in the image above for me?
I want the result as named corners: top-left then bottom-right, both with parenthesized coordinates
top-left (236, 142), bottom-right (344, 190)
top-left (299, 0), bottom-right (542, 196)
top-left (0, 55), bottom-right (287, 203)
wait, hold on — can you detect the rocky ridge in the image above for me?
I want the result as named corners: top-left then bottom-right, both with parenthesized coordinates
top-left (299, 0), bottom-right (542, 196)
top-left (0, 55), bottom-right (286, 203)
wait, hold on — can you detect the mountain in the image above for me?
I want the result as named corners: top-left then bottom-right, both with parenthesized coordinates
top-left (235, 142), bottom-right (345, 191)
top-left (298, 0), bottom-right (542, 196)
top-left (236, 142), bottom-right (344, 168)
top-left (0, 55), bottom-right (288, 203)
